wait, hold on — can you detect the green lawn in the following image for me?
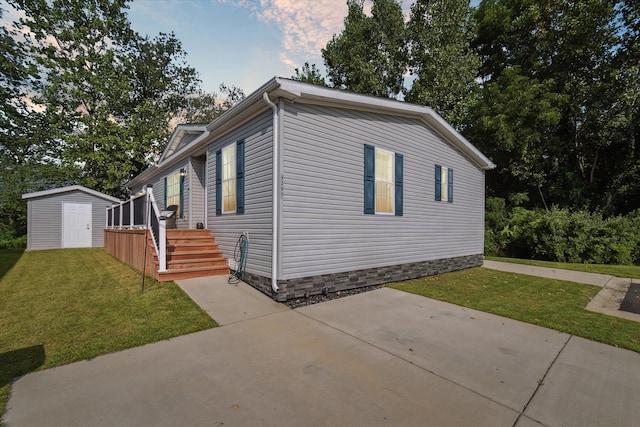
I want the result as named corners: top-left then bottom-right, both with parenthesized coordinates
top-left (0, 248), bottom-right (216, 422)
top-left (486, 256), bottom-right (640, 279)
top-left (388, 267), bottom-right (640, 353)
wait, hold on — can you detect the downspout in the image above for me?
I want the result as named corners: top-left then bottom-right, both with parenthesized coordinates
top-left (263, 92), bottom-right (280, 294)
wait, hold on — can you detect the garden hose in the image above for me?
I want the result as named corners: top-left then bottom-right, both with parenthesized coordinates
top-left (228, 233), bottom-right (248, 284)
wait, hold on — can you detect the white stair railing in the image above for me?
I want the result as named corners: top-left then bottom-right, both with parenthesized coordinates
top-left (105, 186), bottom-right (167, 273)
top-left (146, 186), bottom-right (167, 273)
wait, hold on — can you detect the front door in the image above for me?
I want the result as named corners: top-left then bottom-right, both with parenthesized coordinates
top-left (63, 203), bottom-right (92, 248)
top-left (190, 154), bottom-right (207, 228)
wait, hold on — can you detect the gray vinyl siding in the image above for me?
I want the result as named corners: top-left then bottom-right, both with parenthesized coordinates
top-left (189, 156), bottom-right (206, 227)
top-left (279, 102), bottom-right (486, 280)
top-left (207, 111), bottom-right (273, 277)
top-left (26, 191), bottom-right (114, 250)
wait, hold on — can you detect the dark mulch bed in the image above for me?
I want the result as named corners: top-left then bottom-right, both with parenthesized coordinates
top-left (285, 285), bottom-right (382, 309)
top-left (620, 282), bottom-right (640, 314)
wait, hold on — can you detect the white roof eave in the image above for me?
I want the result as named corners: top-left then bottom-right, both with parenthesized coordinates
top-left (274, 78), bottom-right (496, 170)
top-left (129, 77), bottom-right (495, 190)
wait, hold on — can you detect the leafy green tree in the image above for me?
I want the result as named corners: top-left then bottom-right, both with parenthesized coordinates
top-left (471, 0), bottom-right (637, 214)
top-left (292, 62), bottom-right (327, 86)
top-left (9, 0), bottom-right (201, 198)
top-left (405, 0), bottom-right (480, 128)
top-left (468, 68), bottom-right (565, 209)
top-left (322, 0), bottom-right (406, 98)
top-left (179, 84), bottom-right (246, 124)
top-left (0, 6), bottom-right (32, 240)
top-left (0, 6), bottom-right (69, 241)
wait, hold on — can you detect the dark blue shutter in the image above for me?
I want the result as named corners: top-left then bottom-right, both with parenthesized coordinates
top-left (364, 144), bottom-right (375, 214)
top-left (447, 168), bottom-right (453, 203)
top-left (395, 153), bottom-right (403, 216)
top-left (179, 174), bottom-right (185, 218)
top-left (163, 176), bottom-right (168, 209)
top-left (215, 149), bottom-right (222, 216)
top-left (435, 165), bottom-right (442, 201)
top-left (236, 139), bottom-right (245, 214)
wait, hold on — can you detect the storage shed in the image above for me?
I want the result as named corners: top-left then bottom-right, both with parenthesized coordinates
top-left (22, 185), bottom-right (121, 250)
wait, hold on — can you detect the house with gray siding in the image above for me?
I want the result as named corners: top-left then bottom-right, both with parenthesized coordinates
top-left (23, 185), bottom-right (120, 250)
top-left (125, 77), bottom-right (495, 301)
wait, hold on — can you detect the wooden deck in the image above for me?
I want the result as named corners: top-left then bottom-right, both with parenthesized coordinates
top-left (104, 229), bottom-right (230, 281)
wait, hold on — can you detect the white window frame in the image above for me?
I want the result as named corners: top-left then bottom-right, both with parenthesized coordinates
top-left (166, 171), bottom-right (181, 216)
top-left (221, 143), bottom-right (236, 214)
top-left (375, 147), bottom-right (395, 215)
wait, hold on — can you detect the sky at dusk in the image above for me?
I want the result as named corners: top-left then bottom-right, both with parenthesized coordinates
top-left (127, 0), bottom-right (479, 96)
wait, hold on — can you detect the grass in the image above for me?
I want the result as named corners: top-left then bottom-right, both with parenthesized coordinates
top-left (486, 256), bottom-right (640, 279)
top-left (0, 248), bottom-right (216, 423)
top-left (388, 267), bottom-right (640, 353)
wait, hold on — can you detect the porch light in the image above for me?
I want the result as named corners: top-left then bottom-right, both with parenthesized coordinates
top-left (180, 168), bottom-right (186, 176)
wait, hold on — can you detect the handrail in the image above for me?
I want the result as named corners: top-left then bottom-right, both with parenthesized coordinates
top-left (146, 187), bottom-right (167, 272)
top-left (105, 187), bottom-right (167, 272)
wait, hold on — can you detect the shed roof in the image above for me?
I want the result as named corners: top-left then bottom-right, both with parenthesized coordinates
top-left (22, 185), bottom-right (121, 203)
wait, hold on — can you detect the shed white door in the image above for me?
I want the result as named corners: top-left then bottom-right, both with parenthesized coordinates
top-left (63, 203), bottom-right (92, 248)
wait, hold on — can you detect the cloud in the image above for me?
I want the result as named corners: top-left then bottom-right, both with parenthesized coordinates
top-left (255, 0), bottom-right (347, 57)
top-left (245, 0), bottom-right (414, 70)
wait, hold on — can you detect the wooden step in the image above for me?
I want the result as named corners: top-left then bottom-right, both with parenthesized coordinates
top-left (167, 237), bottom-right (219, 247)
top-left (157, 264), bottom-right (230, 281)
top-left (149, 228), bottom-right (229, 281)
top-left (166, 229), bottom-right (213, 237)
top-left (167, 243), bottom-right (219, 252)
top-left (167, 258), bottom-right (228, 269)
top-left (165, 249), bottom-right (223, 261)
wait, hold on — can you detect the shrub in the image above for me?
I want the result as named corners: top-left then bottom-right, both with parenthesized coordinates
top-left (0, 235), bottom-right (27, 250)
top-left (485, 202), bottom-right (640, 265)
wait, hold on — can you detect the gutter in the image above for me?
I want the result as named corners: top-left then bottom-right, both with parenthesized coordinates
top-left (263, 92), bottom-right (280, 294)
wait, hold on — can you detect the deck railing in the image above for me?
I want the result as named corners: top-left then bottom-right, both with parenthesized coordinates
top-left (106, 185), bottom-right (167, 272)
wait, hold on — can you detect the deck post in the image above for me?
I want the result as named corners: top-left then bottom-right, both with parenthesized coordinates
top-left (129, 195), bottom-right (134, 228)
top-left (146, 185), bottom-right (167, 273)
top-left (158, 218), bottom-right (167, 272)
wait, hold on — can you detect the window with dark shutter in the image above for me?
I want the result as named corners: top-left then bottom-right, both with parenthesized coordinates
top-left (364, 144), bottom-right (375, 214)
top-left (215, 149), bottom-right (222, 216)
top-left (236, 139), bottom-right (245, 214)
top-left (179, 174), bottom-right (185, 218)
top-left (435, 165), bottom-right (442, 201)
top-left (435, 164), bottom-right (453, 203)
top-left (447, 168), bottom-right (453, 203)
top-left (395, 153), bottom-right (403, 216)
top-left (365, 144), bottom-right (403, 215)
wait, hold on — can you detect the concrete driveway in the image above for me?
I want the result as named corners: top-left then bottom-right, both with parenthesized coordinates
top-left (4, 277), bottom-right (640, 427)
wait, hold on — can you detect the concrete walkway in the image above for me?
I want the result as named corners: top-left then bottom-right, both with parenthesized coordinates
top-left (482, 260), bottom-right (614, 286)
top-left (4, 275), bottom-right (640, 426)
top-left (483, 260), bottom-right (640, 322)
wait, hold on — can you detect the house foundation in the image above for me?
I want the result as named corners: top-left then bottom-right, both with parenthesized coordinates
top-left (243, 254), bottom-right (483, 302)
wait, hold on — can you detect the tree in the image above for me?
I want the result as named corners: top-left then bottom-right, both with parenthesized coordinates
top-left (405, 0), bottom-right (480, 128)
top-left (471, 0), bottom-right (637, 213)
top-left (468, 68), bottom-right (565, 209)
top-left (0, 6), bottom-right (68, 241)
top-left (292, 62), bottom-right (327, 86)
top-left (9, 0), bottom-right (201, 198)
top-left (322, 0), bottom-right (406, 98)
top-left (179, 84), bottom-right (246, 124)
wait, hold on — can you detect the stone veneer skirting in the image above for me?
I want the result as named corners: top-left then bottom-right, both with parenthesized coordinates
top-left (242, 254), bottom-right (483, 302)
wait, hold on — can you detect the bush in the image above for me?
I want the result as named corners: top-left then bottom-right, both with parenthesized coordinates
top-left (485, 200), bottom-right (640, 265)
top-left (0, 235), bottom-right (27, 250)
